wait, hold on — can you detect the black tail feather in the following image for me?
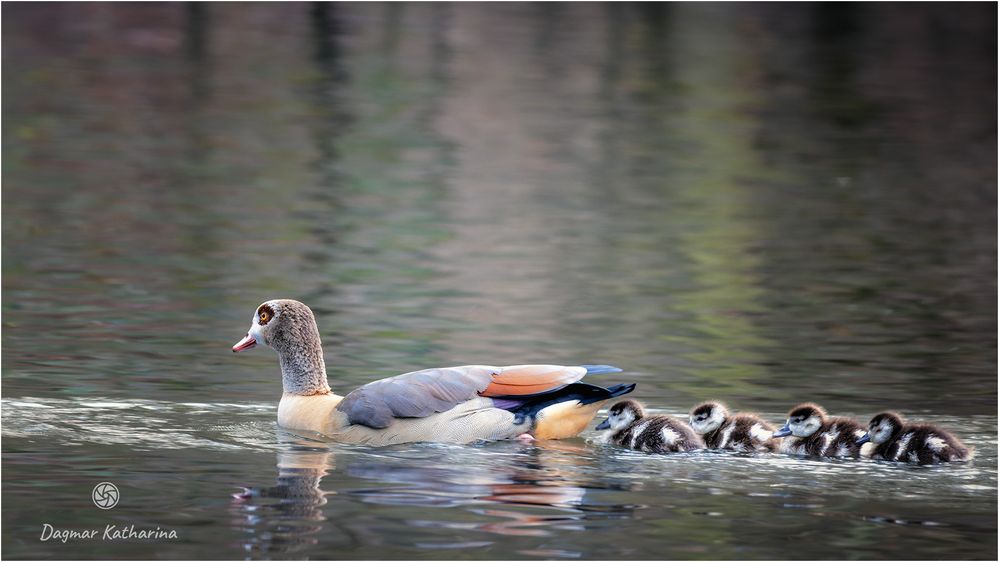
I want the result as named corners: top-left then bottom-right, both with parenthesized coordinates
top-left (598, 383), bottom-right (637, 402)
top-left (504, 382), bottom-right (637, 425)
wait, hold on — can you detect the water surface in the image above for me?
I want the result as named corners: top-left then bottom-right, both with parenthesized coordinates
top-left (3, 3), bottom-right (996, 559)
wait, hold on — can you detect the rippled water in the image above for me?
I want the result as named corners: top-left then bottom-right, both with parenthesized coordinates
top-left (3, 398), bottom-right (996, 560)
top-left (3, 399), bottom-right (996, 559)
top-left (3, 3), bottom-right (996, 560)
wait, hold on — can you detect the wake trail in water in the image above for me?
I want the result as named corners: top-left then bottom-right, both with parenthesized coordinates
top-left (2, 397), bottom-right (279, 452)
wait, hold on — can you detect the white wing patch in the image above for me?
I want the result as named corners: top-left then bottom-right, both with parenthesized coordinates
top-left (894, 432), bottom-right (914, 461)
top-left (836, 444), bottom-right (849, 457)
top-left (719, 424), bottom-right (736, 449)
top-left (749, 423), bottom-right (772, 442)
top-left (661, 426), bottom-right (680, 446)
top-left (925, 435), bottom-right (947, 453)
top-left (819, 428), bottom-right (840, 456)
top-left (631, 421), bottom-right (651, 448)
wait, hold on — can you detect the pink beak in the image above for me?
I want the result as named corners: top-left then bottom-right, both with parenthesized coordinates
top-left (232, 333), bottom-right (257, 353)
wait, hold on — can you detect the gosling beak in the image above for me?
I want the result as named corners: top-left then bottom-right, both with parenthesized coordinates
top-left (856, 433), bottom-right (870, 445)
top-left (772, 423), bottom-right (792, 438)
top-left (595, 419), bottom-right (610, 430)
top-left (232, 333), bottom-right (257, 353)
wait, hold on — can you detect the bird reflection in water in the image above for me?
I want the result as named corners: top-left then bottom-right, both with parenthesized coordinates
top-left (348, 440), bottom-right (640, 540)
top-left (230, 437), bottom-right (334, 556)
top-left (231, 438), bottom-right (641, 557)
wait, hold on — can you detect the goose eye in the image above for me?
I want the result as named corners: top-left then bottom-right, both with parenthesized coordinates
top-left (257, 306), bottom-right (274, 324)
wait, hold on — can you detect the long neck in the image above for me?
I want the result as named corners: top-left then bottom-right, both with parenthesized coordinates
top-left (274, 335), bottom-right (332, 396)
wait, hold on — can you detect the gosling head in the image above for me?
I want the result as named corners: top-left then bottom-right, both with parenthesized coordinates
top-left (232, 299), bottom-right (321, 355)
top-left (773, 403), bottom-right (826, 438)
top-left (858, 411), bottom-right (904, 445)
top-left (595, 399), bottom-right (645, 431)
top-left (689, 401), bottom-right (728, 435)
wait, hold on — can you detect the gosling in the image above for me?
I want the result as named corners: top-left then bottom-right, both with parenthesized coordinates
top-left (689, 401), bottom-right (779, 452)
top-left (858, 412), bottom-right (973, 465)
top-left (596, 399), bottom-right (704, 453)
top-left (773, 402), bottom-right (868, 458)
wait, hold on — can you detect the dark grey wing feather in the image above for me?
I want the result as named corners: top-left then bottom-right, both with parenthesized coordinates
top-left (336, 366), bottom-right (498, 429)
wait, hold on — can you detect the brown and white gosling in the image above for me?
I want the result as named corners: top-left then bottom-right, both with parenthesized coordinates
top-left (596, 400), bottom-right (704, 453)
top-left (773, 402), bottom-right (869, 459)
top-left (689, 401), bottom-right (779, 452)
top-left (858, 412), bottom-right (973, 465)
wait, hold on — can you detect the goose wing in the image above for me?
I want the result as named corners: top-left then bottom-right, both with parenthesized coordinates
top-left (337, 364), bottom-right (611, 429)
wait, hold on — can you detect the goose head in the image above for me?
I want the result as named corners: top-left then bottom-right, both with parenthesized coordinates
top-left (858, 411), bottom-right (904, 445)
top-left (689, 401), bottom-right (727, 435)
top-left (232, 300), bottom-right (320, 354)
top-left (596, 399), bottom-right (645, 431)
top-left (773, 403), bottom-right (826, 438)
top-left (232, 299), bottom-right (330, 395)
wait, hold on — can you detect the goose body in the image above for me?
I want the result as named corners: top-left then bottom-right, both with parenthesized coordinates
top-left (858, 412), bottom-right (973, 465)
top-left (233, 299), bottom-right (635, 445)
top-left (596, 400), bottom-right (704, 453)
top-left (689, 401), bottom-right (778, 452)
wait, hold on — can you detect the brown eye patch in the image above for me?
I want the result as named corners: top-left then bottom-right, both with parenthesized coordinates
top-left (257, 304), bottom-right (275, 325)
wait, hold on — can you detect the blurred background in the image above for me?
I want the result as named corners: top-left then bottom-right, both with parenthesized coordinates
top-left (3, 2), bottom-right (996, 560)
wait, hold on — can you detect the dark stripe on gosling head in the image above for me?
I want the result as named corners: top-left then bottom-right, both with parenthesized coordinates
top-left (788, 402), bottom-right (827, 421)
top-left (608, 399), bottom-right (646, 419)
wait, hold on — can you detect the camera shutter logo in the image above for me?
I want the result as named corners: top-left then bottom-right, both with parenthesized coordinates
top-left (92, 482), bottom-right (119, 509)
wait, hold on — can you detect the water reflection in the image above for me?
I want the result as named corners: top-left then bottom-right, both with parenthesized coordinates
top-left (232, 437), bottom-right (644, 557)
top-left (4, 2), bottom-right (993, 407)
top-left (1, 396), bottom-right (995, 559)
top-left (231, 439), bottom-right (333, 556)
top-left (230, 425), bottom-right (996, 559)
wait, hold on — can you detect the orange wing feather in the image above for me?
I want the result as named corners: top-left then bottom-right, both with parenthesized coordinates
top-left (479, 365), bottom-right (587, 397)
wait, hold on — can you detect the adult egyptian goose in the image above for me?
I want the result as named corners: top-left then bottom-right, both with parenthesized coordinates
top-left (232, 299), bottom-right (636, 446)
